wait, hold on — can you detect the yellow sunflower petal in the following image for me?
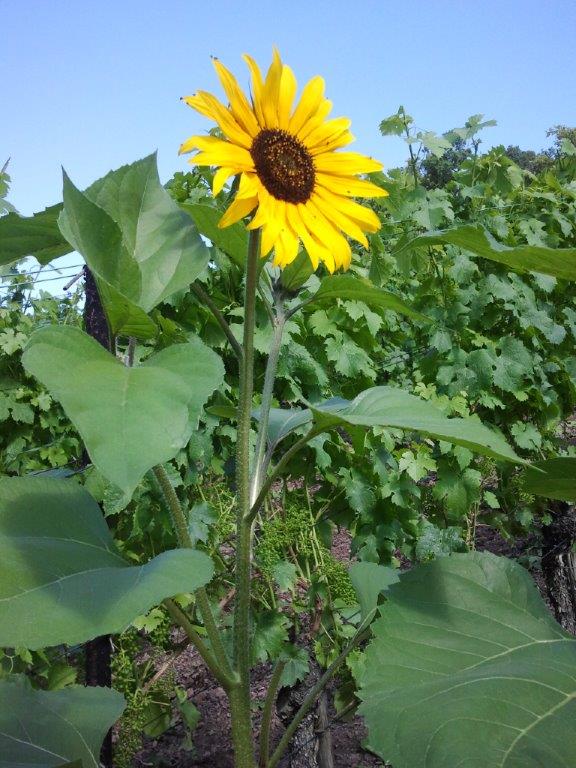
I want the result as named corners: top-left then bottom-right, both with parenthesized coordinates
top-left (212, 167), bottom-right (234, 196)
top-left (185, 136), bottom-right (254, 170)
top-left (288, 75), bottom-right (325, 136)
top-left (285, 205), bottom-right (321, 270)
top-left (247, 184), bottom-right (273, 230)
top-left (278, 64), bottom-right (298, 130)
top-left (295, 100), bottom-right (334, 142)
top-left (260, 48), bottom-right (283, 128)
top-left (180, 134), bottom-right (235, 152)
top-left (182, 93), bottom-right (251, 148)
top-left (273, 226), bottom-right (299, 268)
top-left (218, 195), bottom-right (258, 228)
top-left (236, 172), bottom-right (260, 200)
top-left (310, 192), bottom-right (368, 248)
top-left (242, 54), bottom-right (266, 127)
top-left (212, 59), bottom-right (260, 137)
top-left (298, 201), bottom-right (349, 272)
top-left (316, 173), bottom-right (389, 198)
top-left (313, 152), bottom-right (383, 175)
top-left (189, 152), bottom-right (253, 172)
top-left (302, 116), bottom-right (351, 148)
top-left (260, 198), bottom-right (287, 256)
top-left (309, 130), bottom-right (355, 155)
top-left (305, 198), bottom-right (353, 269)
top-left (314, 187), bottom-right (382, 232)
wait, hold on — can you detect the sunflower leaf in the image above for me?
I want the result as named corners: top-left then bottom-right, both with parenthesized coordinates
top-left (307, 275), bottom-right (430, 322)
top-left (0, 476), bottom-right (214, 649)
top-left (261, 387), bottom-right (521, 465)
top-left (22, 326), bottom-right (224, 498)
top-left (358, 551), bottom-right (576, 768)
top-left (393, 224), bottom-right (576, 281)
top-left (58, 155), bottom-right (210, 335)
top-left (0, 675), bottom-right (125, 768)
top-left (280, 249), bottom-right (315, 291)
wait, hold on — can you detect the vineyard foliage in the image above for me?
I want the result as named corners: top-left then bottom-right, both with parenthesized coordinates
top-left (0, 110), bottom-right (576, 768)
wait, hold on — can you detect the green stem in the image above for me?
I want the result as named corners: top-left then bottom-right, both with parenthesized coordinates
top-left (163, 599), bottom-right (236, 690)
top-left (191, 282), bottom-right (243, 363)
top-left (247, 426), bottom-right (326, 524)
top-left (250, 307), bottom-right (286, 507)
top-left (258, 659), bottom-right (286, 767)
top-left (229, 686), bottom-right (257, 768)
top-left (266, 618), bottom-right (373, 768)
top-left (152, 464), bottom-right (233, 678)
top-left (231, 227), bottom-right (261, 767)
top-left (152, 465), bottom-right (191, 548)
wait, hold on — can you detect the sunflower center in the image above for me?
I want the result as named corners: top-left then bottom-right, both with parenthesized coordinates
top-left (250, 129), bottom-right (315, 204)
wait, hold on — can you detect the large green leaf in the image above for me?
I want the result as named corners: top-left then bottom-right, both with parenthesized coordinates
top-left (359, 551), bottom-right (576, 768)
top-left (22, 326), bottom-right (224, 498)
top-left (181, 202), bottom-right (247, 268)
top-left (58, 155), bottom-right (210, 334)
top-left (0, 204), bottom-right (71, 266)
top-left (307, 274), bottom-right (430, 322)
top-left (393, 224), bottom-right (576, 281)
top-left (522, 457), bottom-right (576, 502)
top-left (265, 387), bottom-right (521, 464)
top-left (0, 476), bottom-right (213, 649)
top-left (0, 675), bottom-right (124, 768)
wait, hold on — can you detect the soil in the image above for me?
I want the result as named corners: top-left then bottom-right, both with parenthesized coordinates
top-left (130, 523), bottom-right (546, 768)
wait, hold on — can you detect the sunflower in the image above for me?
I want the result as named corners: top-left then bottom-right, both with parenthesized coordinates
top-left (180, 50), bottom-right (388, 272)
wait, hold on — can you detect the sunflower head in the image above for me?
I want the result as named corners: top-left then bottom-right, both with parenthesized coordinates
top-left (180, 50), bottom-right (388, 273)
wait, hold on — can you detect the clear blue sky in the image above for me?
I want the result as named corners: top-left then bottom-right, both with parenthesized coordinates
top-left (3, 0), bottom-right (576, 218)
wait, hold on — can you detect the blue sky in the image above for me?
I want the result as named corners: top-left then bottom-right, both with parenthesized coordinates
top-left (2, 1), bottom-right (576, 218)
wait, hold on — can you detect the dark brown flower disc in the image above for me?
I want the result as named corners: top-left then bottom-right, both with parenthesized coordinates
top-left (251, 128), bottom-right (315, 204)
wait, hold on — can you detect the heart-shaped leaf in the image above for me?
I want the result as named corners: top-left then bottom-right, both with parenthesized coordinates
top-left (22, 326), bottom-right (224, 498)
top-left (0, 675), bottom-right (124, 768)
top-left (262, 387), bottom-right (521, 464)
top-left (59, 155), bottom-right (210, 336)
top-left (359, 551), bottom-right (576, 768)
top-left (0, 476), bottom-right (213, 649)
top-left (307, 274), bottom-right (430, 322)
top-left (393, 224), bottom-right (576, 281)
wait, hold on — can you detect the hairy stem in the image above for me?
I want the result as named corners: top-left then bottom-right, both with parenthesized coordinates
top-left (152, 465), bottom-right (190, 548)
top-left (231, 227), bottom-right (261, 767)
